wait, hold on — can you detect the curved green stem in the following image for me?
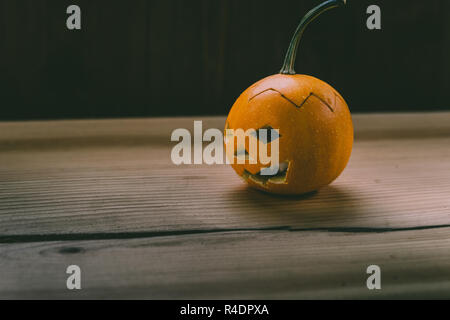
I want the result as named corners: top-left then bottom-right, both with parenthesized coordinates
top-left (280, 0), bottom-right (346, 75)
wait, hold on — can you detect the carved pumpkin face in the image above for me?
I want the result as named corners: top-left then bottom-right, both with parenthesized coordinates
top-left (225, 74), bottom-right (353, 195)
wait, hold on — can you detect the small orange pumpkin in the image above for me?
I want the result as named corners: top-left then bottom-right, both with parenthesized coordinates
top-left (225, 0), bottom-right (352, 195)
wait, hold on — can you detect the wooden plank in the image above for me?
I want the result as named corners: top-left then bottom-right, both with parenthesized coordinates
top-left (0, 113), bottom-right (450, 237)
top-left (0, 112), bottom-right (449, 298)
top-left (1, 227), bottom-right (449, 299)
top-left (1, 112), bottom-right (450, 144)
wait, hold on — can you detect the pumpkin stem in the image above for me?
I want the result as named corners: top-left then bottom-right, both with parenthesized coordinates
top-left (279, 0), bottom-right (346, 75)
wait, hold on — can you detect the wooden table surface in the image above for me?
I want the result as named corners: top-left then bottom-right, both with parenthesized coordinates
top-left (0, 112), bottom-right (449, 299)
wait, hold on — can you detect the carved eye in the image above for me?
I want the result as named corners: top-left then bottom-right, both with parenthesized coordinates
top-left (251, 125), bottom-right (281, 144)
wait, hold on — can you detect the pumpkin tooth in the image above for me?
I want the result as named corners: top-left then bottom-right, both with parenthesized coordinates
top-left (234, 148), bottom-right (250, 161)
top-left (278, 161), bottom-right (289, 173)
top-left (243, 161), bottom-right (289, 186)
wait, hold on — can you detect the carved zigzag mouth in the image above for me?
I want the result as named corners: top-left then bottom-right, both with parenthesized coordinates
top-left (242, 161), bottom-right (290, 185)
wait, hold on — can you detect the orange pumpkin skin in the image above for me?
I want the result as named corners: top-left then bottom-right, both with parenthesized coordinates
top-left (225, 73), bottom-right (353, 195)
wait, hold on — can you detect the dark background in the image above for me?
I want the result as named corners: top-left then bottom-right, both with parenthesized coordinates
top-left (0, 0), bottom-right (449, 120)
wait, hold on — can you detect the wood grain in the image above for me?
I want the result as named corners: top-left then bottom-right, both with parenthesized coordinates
top-left (1, 228), bottom-right (450, 299)
top-left (0, 112), bottom-right (449, 298)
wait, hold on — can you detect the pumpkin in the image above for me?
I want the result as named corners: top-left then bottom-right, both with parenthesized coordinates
top-left (224, 0), bottom-right (353, 195)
